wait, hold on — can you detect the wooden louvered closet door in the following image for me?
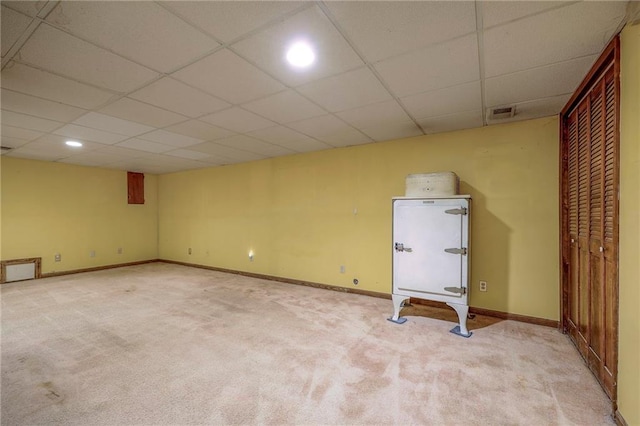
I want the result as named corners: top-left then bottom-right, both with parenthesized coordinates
top-left (561, 36), bottom-right (619, 402)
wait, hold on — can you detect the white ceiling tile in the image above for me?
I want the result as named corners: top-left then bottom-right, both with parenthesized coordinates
top-left (58, 151), bottom-right (126, 167)
top-left (189, 141), bottom-right (265, 162)
top-left (1, 109), bottom-right (63, 132)
top-left (336, 100), bottom-right (414, 129)
top-left (375, 34), bottom-right (480, 98)
top-left (72, 112), bottom-right (154, 137)
top-left (2, 1), bottom-right (46, 18)
top-left (161, 1), bottom-right (306, 43)
top-left (200, 107), bottom-right (275, 133)
top-left (487, 94), bottom-right (571, 126)
top-left (33, 133), bottom-right (103, 147)
top-left (243, 90), bottom-right (326, 124)
top-left (159, 164), bottom-right (211, 174)
top-left (1, 89), bottom-right (87, 122)
top-left (57, 158), bottom-right (104, 168)
top-left (6, 148), bottom-right (65, 162)
top-left (483, 1), bottom-right (626, 78)
top-left (115, 138), bottom-right (174, 154)
top-left (53, 124), bottom-right (128, 145)
top-left (358, 121), bottom-right (424, 142)
top-left (482, 1), bottom-right (569, 29)
top-left (401, 81), bottom-right (482, 120)
top-left (163, 149), bottom-right (212, 161)
top-left (214, 135), bottom-right (295, 157)
top-left (99, 98), bottom-right (187, 128)
top-left (1, 136), bottom-right (32, 149)
top-left (232, 5), bottom-right (364, 86)
top-left (107, 155), bottom-right (170, 174)
top-left (0, 1), bottom-right (626, 173)
top-left (55, 145), bottom-right (148, 170)
top-left (172, 49), bottom-right (285, 104)
top-left (46, 2), bottom-right (217, 73)
top-left (248, 125), bottom-right (331, 153)
top-left (1, 125), bottom-right (43, 141)
top-left (142, 158), bottom-right (210, 174)
top-left (325, 1), bottom-right (476, 62)
top-left (137, 130), bottom-right (203, 148)
top-left (92, 145), bottom-right (148, 159)
top-left (104, 161), bottom-right (143, 173)
top-left (65, 149), bottom-right (144, 166)
top-left (20, 134), bottom-right (105, 157)
top-left (128, 77), bottom-right (230, 118)
top-left (164, 120), bottom-right (235, 141)
top-left (297, 67), bottom-right (393, 112)
top-left (289, 115), bottom-right (372, 147)
top-left (19, 24), bottom-right (159, 92)
top-left (1, 6), bottom-right (32, 57)
top-left (195, 156), bottom-right (229, 167)
top-left (485, 56), bottom-right (597, 107)
top-left (417, 110), bottom-right (484, 135)
top-left (1, 62), bottom-right (117, 109)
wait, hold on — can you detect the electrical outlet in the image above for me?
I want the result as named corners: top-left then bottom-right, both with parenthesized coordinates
top-left (54, 253), bottom-right (61, 262)
top-left (340, 265), bottom-right (345, 274)
top-left (90, 250), bottom-right (96, 258)
top-left (188, 248), bottom-right (192, 255)
top-left (117, 247), bottom-right (123, 254)
top-left (479, 281), bottom-right (487, 292)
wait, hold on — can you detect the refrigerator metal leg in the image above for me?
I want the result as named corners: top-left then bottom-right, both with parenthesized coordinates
top-left (446, 302), bottom-right (472, 337)
top-left (388, 294), bottom-right (409, 324)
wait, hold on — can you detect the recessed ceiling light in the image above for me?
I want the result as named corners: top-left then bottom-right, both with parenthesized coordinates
top-left (286, 41), bottom-right (315, 68)
top-left (65, 140), bottom-right (83, 147)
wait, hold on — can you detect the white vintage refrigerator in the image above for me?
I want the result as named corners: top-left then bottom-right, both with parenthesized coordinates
top-left (389, 195), bottom-right (472, 337)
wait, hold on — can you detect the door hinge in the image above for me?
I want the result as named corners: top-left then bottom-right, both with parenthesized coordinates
top-left (445, 207), bottom-right (467, 215)
top-left (444, 247), bottom-right (467, 255)
top-left (444, 286), bottom-right (467, 295)
top-left (395, 243), bottom-right (413, 252)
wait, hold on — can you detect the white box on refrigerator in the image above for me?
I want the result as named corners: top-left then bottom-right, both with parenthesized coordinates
top-left (405, 172), bottom-right (459, 197)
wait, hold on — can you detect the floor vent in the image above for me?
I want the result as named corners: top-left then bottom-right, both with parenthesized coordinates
top-left (1, 258), bottom-right (42, 284)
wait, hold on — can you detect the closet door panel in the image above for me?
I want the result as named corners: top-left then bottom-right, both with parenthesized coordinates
top-left (588, 83), bottom-right (605, 368)
top-left (576, 104), bottom-right (591, 347)
top-left (561, 36), bottom-right (618, 402)
top-left (601, 71), bottom-right (618, 399)
top-left (567, 112), bottom-right (580, 334)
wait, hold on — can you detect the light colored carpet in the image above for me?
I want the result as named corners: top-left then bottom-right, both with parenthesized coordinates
top-left (1, 262), bottom-right (613, 425)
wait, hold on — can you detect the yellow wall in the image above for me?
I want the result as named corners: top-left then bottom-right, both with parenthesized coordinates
top-left (618, 23), bottom-right (640, 426)
top-left (0, 159), bottom-right (3, 262)
top-left (1, 157), bottom-right (158, 274)
top-left (159, 116), bottom-right (560, 320)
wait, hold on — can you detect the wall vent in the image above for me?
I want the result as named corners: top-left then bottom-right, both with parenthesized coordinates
top-left (487, 105), bottom-right (516, 120)
top-left (1, 258), bottom-right (42, 284)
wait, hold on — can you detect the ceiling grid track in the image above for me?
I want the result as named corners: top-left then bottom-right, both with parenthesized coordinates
top-left (153, 1), bottom-right (312, 78)
top-left (316, 1), bottom-right (427, 136)
top-left (1, 19), bottom-right (41, 70)
top-left (154, 1), bottom-right (355, 148)
top-left (0, 1), bottom-right (630, 173)
top-left (1, 1), bottom-right (59, 69)
top-left (474, 0), bottom-right (488, 127)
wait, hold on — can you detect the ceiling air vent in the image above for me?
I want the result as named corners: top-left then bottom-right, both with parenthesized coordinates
top-left (487, 105), bottom-right (516, 120)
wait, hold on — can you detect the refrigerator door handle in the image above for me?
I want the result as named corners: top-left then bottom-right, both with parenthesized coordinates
top-left (444, 247), bottom-right (467, 255)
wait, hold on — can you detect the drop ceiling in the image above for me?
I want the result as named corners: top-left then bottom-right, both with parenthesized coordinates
top-left (0, 1), bottom-right (630, 174)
